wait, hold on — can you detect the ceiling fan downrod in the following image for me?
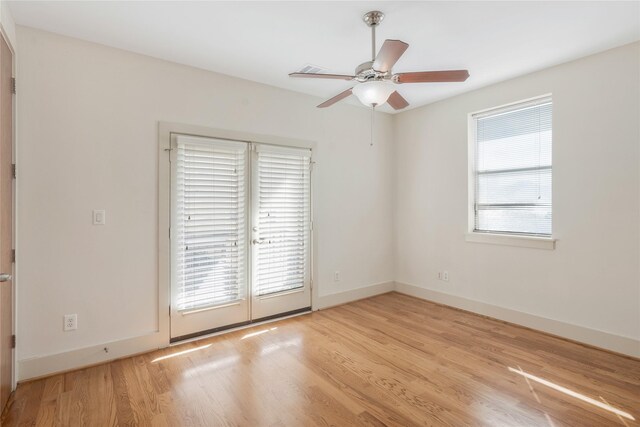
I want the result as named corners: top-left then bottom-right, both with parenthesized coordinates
top-left (363, 11), bottom-right (385, 61)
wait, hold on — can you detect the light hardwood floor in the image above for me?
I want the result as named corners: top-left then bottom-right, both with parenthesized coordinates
top-left (2, 292), bottom-right (639, 426)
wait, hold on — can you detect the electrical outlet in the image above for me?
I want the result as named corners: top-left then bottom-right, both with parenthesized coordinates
top-left (437, 272), bottom-right (442, 280)
top-left (443, 271), bottom-right (449, 282)
top-left (93, 209), bottom-right (106, 225)
top-left (64, 314), bottom-right (77, 331)
top-left (334, 271), bottom-right (340, 282)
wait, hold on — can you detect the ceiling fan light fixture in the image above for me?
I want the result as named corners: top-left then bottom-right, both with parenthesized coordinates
top-left (352, 80), bottom-right (395, 107)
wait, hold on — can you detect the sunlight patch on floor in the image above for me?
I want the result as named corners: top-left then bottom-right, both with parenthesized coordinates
top-left (183, 354), bottom-right (241, 377)
top-left (260, 337), bottom-right (302, 356)
top-left (152, 344), bottom-right (212, 362)
top-left (241, 327), bottom-right (278, 340)
top-left (508, 367), bottom-right (634, 421)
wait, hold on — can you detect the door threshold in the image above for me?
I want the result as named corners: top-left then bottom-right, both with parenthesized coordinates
top-left (170, 306), bottom-right (311, 344)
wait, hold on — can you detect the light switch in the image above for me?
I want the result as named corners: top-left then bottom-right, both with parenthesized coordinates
top-left (93, 209), bottom-right (106, 225)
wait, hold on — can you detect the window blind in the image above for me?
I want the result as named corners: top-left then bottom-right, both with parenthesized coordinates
top-left (174, 136), bottom-right (247, 311)
top-left (473, 97), bottom-right (552, 236)
top-left (255, 146), bottom-right (311, 296)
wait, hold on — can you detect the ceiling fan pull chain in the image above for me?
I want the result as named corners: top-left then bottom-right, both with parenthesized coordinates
top-left (371, 104), bottom-right (375, 147)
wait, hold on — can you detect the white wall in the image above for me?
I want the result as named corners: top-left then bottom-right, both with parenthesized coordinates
top-left (394, 42), bottom-right (640, 353)
top-left (15, 24), bottom-right (640, 379)
top-left (15, 26), bottom-right (395, 375)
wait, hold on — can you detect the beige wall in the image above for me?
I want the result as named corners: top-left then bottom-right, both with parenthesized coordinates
top-left (394, 42), bottom-right (640, 345)
top-left (15, 26), bottom-right (395, 368)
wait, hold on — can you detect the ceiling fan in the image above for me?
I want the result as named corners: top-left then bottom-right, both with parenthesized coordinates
top-left (289, 10), bottom-right (470, 110)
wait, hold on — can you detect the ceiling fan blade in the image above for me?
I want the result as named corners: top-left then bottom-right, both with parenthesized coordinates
top-left (373, 40), bottom-right (409, 72)
top-left (317, 88), bottom-right (353, 108)
top-left (289, 72), bottom-right (355, 80)
top-left (395, 70), bottom-right (470, 84)
top-left (387, 91), bottom-right (409, 110)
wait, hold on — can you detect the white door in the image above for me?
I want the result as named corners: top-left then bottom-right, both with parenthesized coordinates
top-left (170, 135), bottom-right (250, 340)
top-left (170, 136), bottom-right (312, 340)
top-left (251, 145), bottom-right (312, 320)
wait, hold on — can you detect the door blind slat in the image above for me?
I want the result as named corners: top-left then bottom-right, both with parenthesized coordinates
top-left (175, 138), bottom-right (247, 311)
top-left (255, 150), bottom-right (310, 297)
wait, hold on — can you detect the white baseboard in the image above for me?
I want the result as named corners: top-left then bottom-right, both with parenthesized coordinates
top-left (18, 331), bottom-right (167, 381)
top-left (18, 279), bottom-right (637, 381)
top-left (395, 282), bottom-right (640, 358)
top-left (314, 281), bottom-right (395, 310)
top-left (18, 281), bottom-right (395, 381)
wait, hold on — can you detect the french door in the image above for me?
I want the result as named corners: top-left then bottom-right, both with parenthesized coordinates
top-left (250, 144), bottom-right (312, 320)
top-left (170, 134), bottom-right (311, 340)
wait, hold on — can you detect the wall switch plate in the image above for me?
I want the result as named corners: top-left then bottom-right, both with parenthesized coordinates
top-left (93, 210), bottom-right (106, 225)
top-left (437, 272), bottom-right (442, 280)
top-left (334, 271), bottom-right (340, 282)
top-left (443, 271), bottom-right (449, 282)
top-left (64, 314), bottom-right (77, 331)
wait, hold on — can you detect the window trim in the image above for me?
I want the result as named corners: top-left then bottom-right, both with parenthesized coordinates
top-left (467, 94), bottom-right (556, 249)
top-left (465, 232), bottom-right (555, 250)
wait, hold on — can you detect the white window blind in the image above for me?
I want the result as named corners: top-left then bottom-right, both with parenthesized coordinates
top-left (255, 146), bottom-right (311, 296)
top-left (174, 136), bottom-right (247, 311)
top-left (473, 97), bottom-right (552, 236)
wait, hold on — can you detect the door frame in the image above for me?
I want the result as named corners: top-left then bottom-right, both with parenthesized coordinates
top-left (0, 27), bottom-right (16, 393)
top-left (158, 122), bottom-right (317, 344)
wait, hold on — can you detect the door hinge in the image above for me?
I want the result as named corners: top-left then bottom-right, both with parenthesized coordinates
top-left (11, 249), bottom-right (15, 263)
top-left (11, 164), bottom-right (15, 179)
top-left (11, 335), bottom-right (15, 349)
top-left (10, 77), bottom-right (15, 95)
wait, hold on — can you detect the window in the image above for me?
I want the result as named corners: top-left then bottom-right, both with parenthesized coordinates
top-left (471, 96), bottom-right (552, 237)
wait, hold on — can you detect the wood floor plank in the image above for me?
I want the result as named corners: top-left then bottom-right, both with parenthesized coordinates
top-left (33, 397), bottom-right (57, 427)
top-left (314, 309), bottom-right (545, 425)
top-left (110, 361), bottom-right (139, 426)
top-left (2, 292), bottom-right (639, 426)
top-left (14, 377), bottom-right (45, 426)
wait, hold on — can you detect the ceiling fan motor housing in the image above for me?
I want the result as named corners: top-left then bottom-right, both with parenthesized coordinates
top-left (355, 61), bottom-right (391, 82)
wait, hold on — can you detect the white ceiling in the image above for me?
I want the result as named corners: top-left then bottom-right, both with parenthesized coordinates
top-left (7, 1), bottom-right (640, 113)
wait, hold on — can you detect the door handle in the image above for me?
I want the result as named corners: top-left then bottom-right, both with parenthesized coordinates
top-left (0, 273), bottom-right (11, 282)
top-left (252, 239), bottom-right (265, 245)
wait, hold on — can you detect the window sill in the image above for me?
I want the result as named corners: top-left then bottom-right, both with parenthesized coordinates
top-left (465, 232), bottom-right (556, 250)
